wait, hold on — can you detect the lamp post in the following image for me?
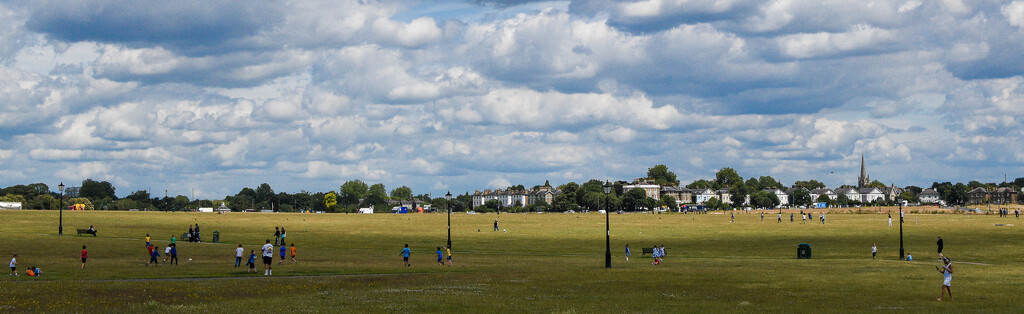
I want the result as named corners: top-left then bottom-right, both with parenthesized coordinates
top-left (58, 182), bottom-right (65, 236)
top-left (603, 181), bottom-right (613, 268)
top-left (898, 196), bottom-right (905, 260)
top-left (446, 191), bottom-right (452, 250)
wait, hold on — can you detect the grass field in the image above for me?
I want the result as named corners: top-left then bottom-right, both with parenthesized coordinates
top-left (1, 209), bottom-right (1022, 312)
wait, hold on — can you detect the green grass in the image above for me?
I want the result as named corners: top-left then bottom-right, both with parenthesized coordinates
top-left (0, 209), bottom-right (1022, 312)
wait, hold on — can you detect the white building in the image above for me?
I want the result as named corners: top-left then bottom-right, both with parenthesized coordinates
top-left (693, 188), bottom-right (717, 204)
top-left (919, 188), bottom-right (941, 204)
top-left (859, 187), bottom-right (885, 203)
top-left (810, 188), bottom-right (837, 201)
top-left (623, 184), bottom-right (661, 199)
top-left (765, 189), bottom-right (789, 206)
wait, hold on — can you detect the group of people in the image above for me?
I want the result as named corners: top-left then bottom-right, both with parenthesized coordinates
top-left (997, 209), bottom-right (1018, 218)
top-left (187, 224), bottom-right (202, 242)
top-left (274, 227), bottom-right (287, 245)
top-left (8, 254), bottom-right (42, 277)
top-left (145, 234), bottom-right (178, 266)
top-left (398, 244), bottom-right (454, 267)
top-left (647, 245), bottom-right (666, 265)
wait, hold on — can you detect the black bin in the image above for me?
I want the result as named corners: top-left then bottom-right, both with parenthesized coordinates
top-left (212, 231), bottom-right (220, 243)
top-left (798, 243), bottom-right (812, 259)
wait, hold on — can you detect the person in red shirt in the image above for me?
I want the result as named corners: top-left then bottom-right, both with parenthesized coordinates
top-left (81, 246), bottom-right (88, 269)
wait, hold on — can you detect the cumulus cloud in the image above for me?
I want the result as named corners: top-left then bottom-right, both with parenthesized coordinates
top-left (0, 0), bottom-right (1022, 197)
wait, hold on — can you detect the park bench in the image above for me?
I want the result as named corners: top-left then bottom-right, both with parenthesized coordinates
top-left (76, 229), bottom-right (96, 236)
top-left (641, 248), bottom-right (666, 256)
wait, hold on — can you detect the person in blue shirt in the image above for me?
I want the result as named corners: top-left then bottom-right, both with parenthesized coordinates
top-left (907, 252), bottom-right (913, 261)
top-left (436, 247), bottom-right (444, 266)
top-left (279, 245), bottom-right (287, 265)
top-left (402, 244), bottom-right (411, 267)
top-left (246, 250), bottom-right (257, 273)
top-left (148, 246), bottom-right (160, 266)
top-left (625, 244), bottom-right (631, 262)
top-left (169, 244), bottom-right (178, 265)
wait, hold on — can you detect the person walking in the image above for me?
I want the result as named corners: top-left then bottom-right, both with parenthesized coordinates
top-left (194, 224), bottom-right (201, 243)
top-left (235, 244), bottom-right (244, 267)
top-left (790, 213), bottom-right (794, 223)
top-left (937, 237), bottom-right (944, 256)
top-left (145, 234), bottom-right (151, 247)
top-left (9, 254), bottom-right (17, 276)
top-left (402, 244), bottom-right (411, 267)
top-left (730, 212), bottom-right (735, 223)
top-left (625, 244), bottom-right (631, 262)
top-left (280, 227), bottom-right (287, 246)
top-left (81, 246), bottom-right (88, 269)
top-left (493, 219), bottom-right (499, 231)
top-left (802, 213), bottom-right (806, 223)
top-left (169, 244), bottom-right (178, 265)
top-left (871, 244), bottom-right (877, 260)
top-left (274, 227), bottom-right (281, 246)
top-left (261, 240), bottom-right (274, 276)
top-left (888, 214), bottom-right (892, 227)
top-left (170, 235), bottom-right (176, 246)
top-left (778, 213), bottom-right (782, 223)
top-left (760, 212), bottom-right (764, 223)
top-left (163, 245), bottom-right (171, 262)
top-left (936, 257), bottom-right (953, 301)
top-left (188, 225), bottom-right (195, 242)
top-left (290, 243), bottom-right (297, 264)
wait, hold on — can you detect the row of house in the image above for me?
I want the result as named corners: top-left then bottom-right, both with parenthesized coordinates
top-left (968, 187), bottom-right (1019, 205)
top-left (660, 185), bottom-right (904, 208)
top-left (471, 186), bottom-right (561, 208)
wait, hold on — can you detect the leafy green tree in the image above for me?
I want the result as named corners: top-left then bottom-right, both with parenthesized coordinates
top-left (482, 199), bottom-right (501, 212)
top-left (577, 180), bottom-right (604, 205)
top-left (729, 183), bottom-right (747, 207)
top-left (31, 194), bottom-right (57, 210)
top-left (660, 195), bottom-right (677, 211)
top-left (363, 184), bottom-right (387, 208)
top-left (715, 168), bottom-right (743, 190)
top-left (868, 180), bottom-right (887, 189)
top-left (815, 194), bottom-right (832, 206)
top-left (702, 197), bottom-right (722, 210)
top-left (80, 179), bottom-right (116, 201)
top-left (580, 191), bottom-right (601, 211)
top-left (172, 195), bottom-right (190, 211)
top-left (339, 180), bottom-right (368, 206)
top-left (1, 194), bottom-right (27, 205)
top-left (793, 180), bottom-right (826, 190)
top-left (837, 193), bottom-right (850, 206)
top-left (390, 186), bottom-right (413, 200)
top-left (621, 188), bottom-right (648, 211)
top-left (757, 176), bottom-right (785, 190)
top-left (899, 191), bottom-right (918, 203)
top-left (792, 188), bottom-right (811, 206)
top-left (111, 199), bottom-right (136, 211)
top-left (255, 183), bottom-right (275, 205)
top-left (750, 191), bottom-right (780, 209)
top-left (323, 192), bottom-right (338, 212)
top-left (686, 179), bottom-right (714, 189)
top-left (647, 165), bottom-right (679, 185)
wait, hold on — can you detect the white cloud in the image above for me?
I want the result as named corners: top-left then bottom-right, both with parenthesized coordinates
top-left (1003, 1), bottom-right (1024, 28)
top-left (487, 177), bottom-right (512, 189)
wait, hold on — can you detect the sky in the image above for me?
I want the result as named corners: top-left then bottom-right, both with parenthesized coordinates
top-left (1, 0), bottom-right (1023, 199)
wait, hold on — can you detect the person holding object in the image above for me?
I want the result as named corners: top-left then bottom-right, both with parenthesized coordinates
top-left (936, 257), bottom-right (953, 301)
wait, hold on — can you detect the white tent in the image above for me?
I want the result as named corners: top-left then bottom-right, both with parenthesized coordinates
top-left (0, 202), bottom-right (22, 210)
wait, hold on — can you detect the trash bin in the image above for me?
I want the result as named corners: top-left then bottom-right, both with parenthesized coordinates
top-left (212, 231), bottom-right (220, 243)
top-left (798, 243), bottom-right (812, 259)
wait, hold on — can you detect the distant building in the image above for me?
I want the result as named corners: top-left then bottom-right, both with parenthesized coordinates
top-left (623, 182), bottom-right (660, 199)
top-left (919, 188), bottom-right (941, 204)
top-left (836, 187), bottom-right (861, 203)
top-left (968, 187), bottom-right (988, 205)
top-left (882, 186), bottom-right (902, 202)
top-left (810, 188), bottom-right (837, 201)
top-left (693, 188), bottom-right (717, 204)
top-left (990, 187), bottom-right (1018, 205)
top-left (764, 188), bottom-right (789, 206)
top-left (858, 153), bottom-right (871, 189)
top-left (65, 186), bottom-right (81, 198)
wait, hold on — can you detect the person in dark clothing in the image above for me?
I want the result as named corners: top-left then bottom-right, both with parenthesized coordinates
top-left (937, 237), bottom-right (944, 255)
top-left (188, 226), bottom-right (194, 242)
top-left (274, 227), bottom-right (281, 245)
top-left (169, 244), bottom-right (178, 265)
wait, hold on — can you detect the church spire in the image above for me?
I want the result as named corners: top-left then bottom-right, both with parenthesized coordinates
top-left (858, 152), bottom-right (869, 189)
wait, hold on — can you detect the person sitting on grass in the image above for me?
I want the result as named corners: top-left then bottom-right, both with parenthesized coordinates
top-left (936, 257), bottom-right (953, 301)
top-left (906, 252), bottom-right (913, 261)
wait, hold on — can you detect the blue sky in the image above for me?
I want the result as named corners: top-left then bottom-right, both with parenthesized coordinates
top-left (1, 0), bottom-right (1023, 198)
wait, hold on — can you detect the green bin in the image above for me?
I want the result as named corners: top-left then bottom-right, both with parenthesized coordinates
top-left (212, 231), bottom-right (220, 243)
top-left (798, 243), bottom-right (811, 259)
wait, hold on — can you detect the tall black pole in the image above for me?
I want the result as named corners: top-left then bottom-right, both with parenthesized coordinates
top-left (58, 185), bottom-right (64, 236)
top-left (447, 199), bottom-right (451, 250)
top-left (605, 194), bottom-right (611, 268)
top-left (899, 200), bottom-right (904, 259)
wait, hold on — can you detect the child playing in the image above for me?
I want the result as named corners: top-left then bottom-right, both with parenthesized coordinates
top-left (148, 246), bottom-right (160, 266)
top-left (246, 250), bottom-right (257, 273)
top-left (145, 234), bottom-right (151, 247)
top-left (436, 247), bottom-right (444, 266)
top-left (446, 246), bottom-right (453, 266)
top-left (9, 254), bottom-right (17, 276)
top-left (290, 244), bottom-right (297, 264)
top-left (625, 244), bottom-right (631, 261)
top-left (402, 244), bottom-right (411, 267)
top-left (163, 246), bottom-right (171, 262)
top-left (81, 246), bottom-right (88, 269)
top-left (279, 245), bottom-right (287, 265)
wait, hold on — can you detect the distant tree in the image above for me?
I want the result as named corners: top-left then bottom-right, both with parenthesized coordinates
top-left (949, 183), bottom-right (969, 205)
top-left (686, 179), bottom-right (714, 189)
top-left (967, 180), bottom-right (985, 190)
top-left (339, 180), bottom-right (369, 206)
top-left (79, 179), bottom-right (116, 201)
top-left (900, 191), bottom-right (918, 203)
top-left (390, 186), bottom-right (413, 200)
top-left (1, 194), bottom-right (27, 206)
top-left (126, 190), bottom-right (151, 203)
top-left (750, 191), bottom-right (780, 209)
top-left (837, 193), bottom-right (850, 206)
top-left (482, 199), bottom-right (501, 212)
top-left (660, 195), bottom-right (677, 211)
top-left (31, 194), bottom-right (57, 210)
top-left (544, 180), bottom-right (551, 187)
top-left (793, 180), bottom-right (826, 190)
top-left (647, 165), bottom-right (679, 186)
top-left (255, 183), bottom-right (275, 205)
top-left (757, 176), bottom-right (785, 190)
top-left (111, 199), bottom-right (136, 211)
top-left (640, 197), bottom-right (660, 211)
top-left (621, 188), bottom-right (648, 211)
top-left (702, 197), bottom-right (722, 210)
top-left (577, 180), bottom-right (604, 205)
top-left (792, 188), bottom-right (811, 206)
top-left (715, 168), bottom-right (743, 190)
top-left (323, 192), bottom-right (337, 212)
top-left (815, 194), bottom-right (832, 206)
top-left (729, 183), bottom-right (747, 207)
top-left (363, 184), bottom-right (387, 208)
top-left (580, 191), bottom-right (601, 211)
top-left (172, 195), bottom-right (190, 211)
top-left (867, 180), bottom-right (887, 189)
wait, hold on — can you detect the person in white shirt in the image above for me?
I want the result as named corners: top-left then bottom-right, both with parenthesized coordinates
top-left (235, 244), bottom-right (245, 267)
top-left (261, 240), bottom-right (274, 276)
top-left (936, 257), bottom-right (953, 301)
top-left (9, 255), bottom-right (17, 276)
top-left (163, 246), bottom-right (171, 262)
top-left (871, 244), bottom-right (877, 260)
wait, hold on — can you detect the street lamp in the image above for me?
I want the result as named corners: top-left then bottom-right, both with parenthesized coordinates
top-left (603, 181), bottom-right (613, 268)
top-left (58, 182), bottom-right (65, 236)
top-left (898, 195), bottom-right (905, 260)
top-left (445, 191), bottom-right (452, 250)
